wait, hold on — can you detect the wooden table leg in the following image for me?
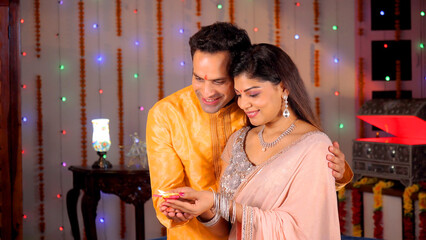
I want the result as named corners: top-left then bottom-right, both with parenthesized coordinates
top-left (81, 190), bottom-right (100, 240)
top-left (66, 187), bottom-right (81, 240)
top-left (135, 203), bottom-right (145, 240)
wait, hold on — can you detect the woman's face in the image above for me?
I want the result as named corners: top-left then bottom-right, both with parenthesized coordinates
top-left (234, 73), bottom-right (285, 126)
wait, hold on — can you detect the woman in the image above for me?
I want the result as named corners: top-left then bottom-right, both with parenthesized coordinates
top-left (163, 44), bottom-right (340, 239)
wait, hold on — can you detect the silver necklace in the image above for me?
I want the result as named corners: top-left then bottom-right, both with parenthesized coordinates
top-left (258, 120), bottom-right (297, 152)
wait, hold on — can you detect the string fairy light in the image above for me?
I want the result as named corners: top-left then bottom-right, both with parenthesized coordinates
top-left (274, 0), bottom-right (281, 47)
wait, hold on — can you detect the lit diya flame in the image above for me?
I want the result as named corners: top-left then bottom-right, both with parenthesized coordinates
top-left (153, 189), bottom-right (180, 199)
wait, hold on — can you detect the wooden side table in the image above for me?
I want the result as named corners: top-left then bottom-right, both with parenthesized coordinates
top-left (66, 166), bottom-right (151, 240)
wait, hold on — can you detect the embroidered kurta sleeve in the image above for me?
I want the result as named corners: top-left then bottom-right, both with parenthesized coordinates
top-left (239, 138), bottom-right (340, 240)
top-left (146, 105), bottom-right (187, 228)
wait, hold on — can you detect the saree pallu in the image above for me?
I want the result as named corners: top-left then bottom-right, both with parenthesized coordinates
top-left (228, 132), bottom-right (340, 240)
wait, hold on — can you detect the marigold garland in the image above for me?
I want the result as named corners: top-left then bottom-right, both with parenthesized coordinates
top-left (394, 0), bottom-right (400, 41)
top-left (402, 184), bottom-right (419, 239)
top-left (196, 0), bottom-right (201, 29)
top-left (372, 180), bottom-right (394, 239)
top-left (315, 97), bottom-right (321, 124)
top-left (358, 57), bottom-right (365, 138)
top-left (117, 48), bottom-right (126, 238)
top-left (274, 0), bottom-right (281, 47)
top-left (156, 0), bottom-right (164, 100)
top-left (36, 75), bottom-right (45, 240)
top-left (419, 191), bottom-right (426, 239)
top-left (34, 0), bottom-right (41, 58)
top-left (338, 187), bottom-right (347, 234)
top-left (78, 1), bottom-right (88, 167)
top-left (352, 177), bottom-right (378, 236)
top-left (314, 50), bottom-right (320, 87)
top-left (116, 0), bottom-right (122, 36)
top-left (229, 0), bottom-right (235, 24)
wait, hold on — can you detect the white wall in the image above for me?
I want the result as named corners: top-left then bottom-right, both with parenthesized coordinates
top-left (20, 0), bottom-right (359, 239)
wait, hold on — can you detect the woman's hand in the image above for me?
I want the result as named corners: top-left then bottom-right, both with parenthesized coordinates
top-left (163, 187), bottom-right (214, 217)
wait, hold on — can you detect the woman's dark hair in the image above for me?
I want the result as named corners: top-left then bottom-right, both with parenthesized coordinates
top-left (189, 22), bottom-right (251, 75)
top-left (232, 43), bottom-right (322, 130)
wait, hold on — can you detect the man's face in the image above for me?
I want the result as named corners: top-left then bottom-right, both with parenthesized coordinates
top-left (192, 50), bottom-right (235, 114)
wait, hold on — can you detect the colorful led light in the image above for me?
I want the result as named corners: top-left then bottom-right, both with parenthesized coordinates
top-left (334, 91), bottom-right (340, 96)
top-left (254, 27), bottom-right (258, 32)
top-left (334, 58), bottom-right (339, 63)
top-left (61, 162), bottom-right (67, 167)
top-left (294, 34), bottom-right (300, 39)
top-left (179, 28), bottom-right (184, 34)
top-left (421, 11), bottom-right (425, 16)
top-left (100, 218), bottom-right (105, 223)
top-left (59, 0), bottom-right (63, 4)
top-left (22, 84), bottom-right (27, 89)
top-left (134, 9), bottom-right (138, 14)
top-left (420, 43), bottom-right (424, 49)
top-left (22, 150), bottom-right (25, 154)
top-left (56, 194), bottom-right (62, 199)
top-left (339, 123), bottom-right (344, 129)
top-left (22, 117), bottom-right (28, 122)
top-left (332, 25), bottom-right (338, 30)
top-left (135, 41), bottom-right (140, 46)
top-left (59, 226), bottom-right (64, 231)
top-left (23, 215), bottom-right (27, 219)
top-left (61, 130), bottom-right (67, 135)
top-left (217, 4), bottom-right (223, 9)
top-left (139, 106), bottom-right (144, 111)
top-left (93, 24), bottom-right (98, 29)
top-left (97, 56), bottom-right (103, 62)
top-left (99, 89), bottom-right (103, 94)
top-left (295, 2), bottom-right (300, 6)
top-left (102, 154), bottom-right (107, 159)
top-left (22, 52), bottom-right (27, 56)
top-left (60, 65), bottom-right (65, 70)
top-left (384, 43), bottom-right (388, 48)
top-left (134, 73), bottom-right (139, 78)
top-left (380, 11), bottom-right (385, 16)
top-left (20, 19), bottom-right (24, 24)
top-left (385, 76), bottom-right (390, 81)
top-left (180, 61), bottom-right (185, 66)
top-left (61, 97), bottom-right (67, 102)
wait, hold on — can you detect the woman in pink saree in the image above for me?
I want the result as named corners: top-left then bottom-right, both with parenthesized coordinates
top-left (164, 44), bottom-right (341, 240)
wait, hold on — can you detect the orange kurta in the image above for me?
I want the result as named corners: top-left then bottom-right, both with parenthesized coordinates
top-left (146, 86), bottom-right (247, 240)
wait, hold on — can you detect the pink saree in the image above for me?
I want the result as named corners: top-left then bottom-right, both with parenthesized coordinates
top-left (220, 128), bottom-right (340, 240)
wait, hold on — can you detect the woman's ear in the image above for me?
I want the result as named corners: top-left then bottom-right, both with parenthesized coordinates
top-left (282, 88), bottom-right (289, 98)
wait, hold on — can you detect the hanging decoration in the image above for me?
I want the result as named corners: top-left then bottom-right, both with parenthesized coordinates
top-left (157, 0), bottom-right (164, 100)
top-left (419, 182), bottom-right (426, 240)
top-left (196, 0), bottom-right (201, 29)
top-left (351, 177), bottom-right (378, 237)
top-left (358, 57), bottom-right (365, 138)
top-left (116, 48), bottom-right (126, 238)
top-left (34, 0), bottom-right (41, 58)
top-left (313, 0), bottom-right (319, 43)
top-left (78, 0), bottom-right (88, 166)
top-left (372, 180), bottom-right (394, 239)
top-left (315, 97), bottom-right (321, 123)
top-left (314, 50), bottom-right (320, 87)
top-left (337, 187), bottom-right (346, 234)
top-left (274, 0), bottom-right (281, 46)
top-left (116, 0), bottom-right (122, 36)
top-left (229, 0), bottom-right (235, 24)
top-left (402, 184), bottom-right (419, 239)
top-left (36, 75), bottom-right (45, 240)
top-left (396, 60), bottom-right (401, 99)
top-left (394, 0), bottom-right (400, 41)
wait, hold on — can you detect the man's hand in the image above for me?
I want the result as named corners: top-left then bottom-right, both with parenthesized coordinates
top-left (327, 141), bottom-right (346, 181)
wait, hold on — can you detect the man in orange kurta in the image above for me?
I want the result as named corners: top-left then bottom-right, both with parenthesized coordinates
top-left (146, 22), bottom-right (353, 240)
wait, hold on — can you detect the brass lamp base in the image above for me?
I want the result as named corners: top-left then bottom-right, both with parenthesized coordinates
top-left (92, 151), bottom-right (112, 169)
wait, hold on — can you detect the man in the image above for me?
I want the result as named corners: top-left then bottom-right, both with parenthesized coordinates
top-left (146, 22), bottom-right (353, 240)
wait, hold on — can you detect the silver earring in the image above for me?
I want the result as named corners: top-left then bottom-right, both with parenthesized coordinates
top-left (283, 95), bottom-right (290, 118)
